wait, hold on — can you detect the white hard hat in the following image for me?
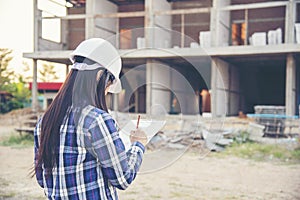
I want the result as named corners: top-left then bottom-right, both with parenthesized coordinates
top-left (70, 38), bottom-right (122, 93)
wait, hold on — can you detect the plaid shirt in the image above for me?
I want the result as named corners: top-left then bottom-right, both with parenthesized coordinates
top-left (34, 105), bottom-right (145, 200)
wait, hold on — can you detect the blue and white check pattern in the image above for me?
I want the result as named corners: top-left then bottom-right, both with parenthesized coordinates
top-left (34, 105), bottom-right (145, 200)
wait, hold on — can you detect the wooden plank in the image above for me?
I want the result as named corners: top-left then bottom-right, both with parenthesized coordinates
top-left (181, 14), bottom-right (185, 48)
top-left (154, 7), bottom-right (210, 16)
top-left (244, 9), bottom-right (248, 45)
top-left (43, 14), bottom-right (87, 20)
top-left (220, 1), bottom-right (288, 11)
top-left (15, 127), bottom-right (35, 135)
top-left (233, 17), bottom-right (285, 24)
top-left (95, 11), bottom-right (145, 19)
top-left (172, 22), bottom-right (210, 27)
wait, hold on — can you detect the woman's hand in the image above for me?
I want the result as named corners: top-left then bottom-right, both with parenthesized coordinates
top-left (130, 129), bottom-right (147, 146)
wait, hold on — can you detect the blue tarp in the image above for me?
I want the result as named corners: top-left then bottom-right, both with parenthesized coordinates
top-left (247, 113), bottom-right (299, 119)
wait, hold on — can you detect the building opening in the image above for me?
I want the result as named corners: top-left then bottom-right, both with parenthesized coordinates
top-left (238, 57), bottom-right (286, 114)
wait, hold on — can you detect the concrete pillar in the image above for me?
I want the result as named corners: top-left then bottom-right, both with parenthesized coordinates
top-left (146, 60), bottom-right (197, 115)
top-left (210, 1), bottom-right (244, 117)
top-left (65, 64), bottom-right (69, 77)
top-left (285, 0), bottom-right (296, 43)
top-left (228, 65), bottom-right (241, 115)
top-left (145, 0), bottom-right (172, 115)
top-left (32, 0), bottom-right (39, 112)
top-left (150, 62), bottom-right (171, 114)
top-left (32, 59), bottom-right (38, 112)
top-left (33, 0), bottom-right (39, 51)
top-left (211, 0), bottom-right (231, 47)
top-left (146, 59), bottom-right (153, 114)
top-left (153, 0), bottom-right (171, 48)
top-left (145, 0), bottom-right (154, 114)
top-left (285, 54), bottom-right (296, 116)
top-left (93, 0), bottom-right (117, 42)
top-left (61, 18), bottom-right (68, 50)
top-left (210, 8), bottom-right (216, 46)
top-left (85, 0), bottom-right (95, 39)
top-left (145, 0), bottom-right (154, 47)
top-left (211, 57), bottom-right (228, 117)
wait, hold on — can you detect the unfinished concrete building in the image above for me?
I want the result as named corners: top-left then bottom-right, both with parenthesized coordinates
top-left (24, 0), bottom-right (300, 117)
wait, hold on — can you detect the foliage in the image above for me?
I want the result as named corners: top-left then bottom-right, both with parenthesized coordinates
top-left (0, 48), bottom-right (14, 91)
top-left (221, 140), bottom-right (300, 163)
top-left (12, 80), bottom-right (31, 103)
top-left (0, 134), bottom-right (34, 147)
top-left (38, 62), bottom-right (59, 82)
top-left (222, 130), bottom-right (300, 163)
top-left (0, 76), bottom-right (31, 113)
top-left (21, 60), bottom-right (33, 82)
top-left (233, 130), bottom-right (251, 144)
top-left (0, 49), bottom-right (31, 113)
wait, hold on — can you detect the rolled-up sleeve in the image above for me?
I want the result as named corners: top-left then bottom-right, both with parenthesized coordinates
top-left (87, 113), bottom-right (145, 190)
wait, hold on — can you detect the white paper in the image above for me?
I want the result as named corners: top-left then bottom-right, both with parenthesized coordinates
top-left (251, 32), bottom-right (266, 46)
top-left (119, 120), bottom-right (166, 151)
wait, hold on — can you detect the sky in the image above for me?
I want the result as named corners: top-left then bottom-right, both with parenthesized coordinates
top-left (0, 0), bottom-right (33, 68)
top-left (0, 0), bottom-right (66, 82)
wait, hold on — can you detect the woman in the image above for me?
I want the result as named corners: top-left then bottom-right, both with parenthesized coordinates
top-left (33, 38), bottom-right (147, 199)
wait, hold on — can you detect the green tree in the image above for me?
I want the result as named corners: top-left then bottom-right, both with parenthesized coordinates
top-left (0, 50), bottom-right (32, 113)
top-left (2, 85), bottom-right (27, 113)
top-left (9, 78), bottom-right (31, 107)
top-left (0, 76), bottom-right (31, 114)
top-left (38, 62), bottom-right (59, 82)
top-left (0, 48), bottom-right (14, 91)
top-left (21, 60), bottom-right (33, 83)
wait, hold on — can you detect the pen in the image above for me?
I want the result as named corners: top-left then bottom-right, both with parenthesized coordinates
top-left (136, 115), bottom-right (140, 129)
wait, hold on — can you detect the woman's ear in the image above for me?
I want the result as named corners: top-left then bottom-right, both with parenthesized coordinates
top-left (104, 80), bottom-right (112, 95)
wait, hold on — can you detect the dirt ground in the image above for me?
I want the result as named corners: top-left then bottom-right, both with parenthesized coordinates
top-left (0, 125), bottom-right (300, 199)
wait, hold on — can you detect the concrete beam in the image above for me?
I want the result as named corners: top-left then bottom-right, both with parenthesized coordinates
top-left (23, 44), bottom-right (300, 63)
top-left (120, 44), bottom-right (300, 58)
top-left (23, 51), bottom-right (73, 60)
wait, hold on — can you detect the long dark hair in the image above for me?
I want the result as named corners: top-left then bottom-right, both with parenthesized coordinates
top-left (34, 56), bottom-right (114, 175)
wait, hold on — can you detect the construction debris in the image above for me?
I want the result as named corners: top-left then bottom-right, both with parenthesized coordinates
top-left (144, 115), bottom-right (300, 153)
top-left (146, 125), bottom-right (236, 152)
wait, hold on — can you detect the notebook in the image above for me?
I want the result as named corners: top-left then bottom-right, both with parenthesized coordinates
top-left (119, 119), bottom-right (166, 151)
